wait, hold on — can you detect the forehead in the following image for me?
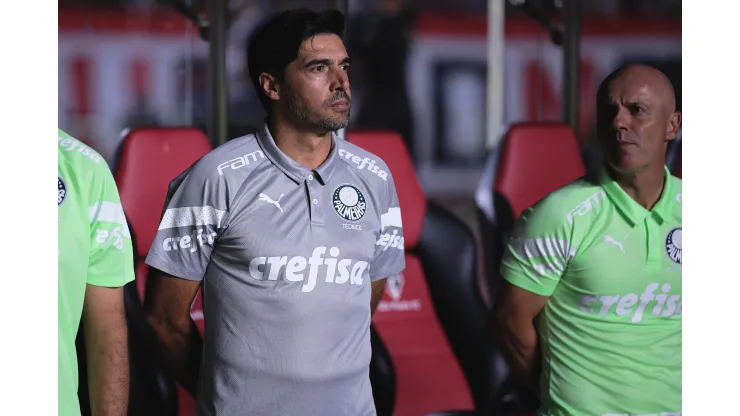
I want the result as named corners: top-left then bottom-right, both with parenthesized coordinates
top-left (296, 33), bottom-right (347, 61)
top-left (602, 74), bottom-right (663, 105)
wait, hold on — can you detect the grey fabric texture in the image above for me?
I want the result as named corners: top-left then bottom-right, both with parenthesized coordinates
top-left (146, 123), bottom-right (406, 416)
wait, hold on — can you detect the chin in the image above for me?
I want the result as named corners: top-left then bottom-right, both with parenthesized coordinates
top-left (317, 117), bottom-right (349, 132)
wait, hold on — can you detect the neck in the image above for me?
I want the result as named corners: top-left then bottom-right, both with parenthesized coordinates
top-left (267, 116), bottom-right (333, 170)
top-left (608, 162), bottom-right (666, 210)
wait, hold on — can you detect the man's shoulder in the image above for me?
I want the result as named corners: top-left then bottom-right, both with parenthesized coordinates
top-left (58, 129), bottom-right (106, 167)
top-left (525, 176), bottom-right (603, 227)
top-left (188, 133), bottom-right (267, 182)
top-left (58, 129), bottom-right (114, 198)
top-left (335, 139), bottom-right (394, 185)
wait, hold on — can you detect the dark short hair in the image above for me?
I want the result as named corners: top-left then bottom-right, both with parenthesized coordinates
top-left (246, 9), bottom-right (346, 110)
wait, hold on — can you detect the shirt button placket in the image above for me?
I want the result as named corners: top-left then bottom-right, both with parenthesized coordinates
top-left (308, 173), bottom-right (325, 226)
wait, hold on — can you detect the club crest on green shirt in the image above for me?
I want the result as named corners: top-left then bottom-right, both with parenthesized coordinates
top-left (58, 177), bottom-right (67, 206)
top-left (665, 227), bottom-right (682, 265)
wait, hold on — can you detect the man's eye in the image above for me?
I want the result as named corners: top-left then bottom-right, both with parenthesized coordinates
top-left (311, 66), bottom-right (325, 73)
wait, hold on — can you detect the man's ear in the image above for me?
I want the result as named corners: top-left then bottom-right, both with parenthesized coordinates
top-left (259, 73), bottom-right (281, 101)
top-left (666, 111), bottom-right (682, 141)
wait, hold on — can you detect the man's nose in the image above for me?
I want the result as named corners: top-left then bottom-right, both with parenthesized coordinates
top-left (613, 106), bottom-right (629, 130)
top-left (330, 67), bottom-right (349, 92)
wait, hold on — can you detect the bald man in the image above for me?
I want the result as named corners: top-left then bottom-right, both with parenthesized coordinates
top-left (492, 64), bottom-right (682, 415)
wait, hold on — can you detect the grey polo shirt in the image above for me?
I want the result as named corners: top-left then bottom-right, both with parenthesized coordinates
top-left (145, 123), bottom-right (406, 416)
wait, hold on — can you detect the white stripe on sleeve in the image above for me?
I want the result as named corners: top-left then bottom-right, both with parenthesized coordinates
top-left (158, 206), bottom-right (227, 230)
top-left (88, 202), bottom-right (131, 237)
top-left (381, 207), bottom-right (403, 230)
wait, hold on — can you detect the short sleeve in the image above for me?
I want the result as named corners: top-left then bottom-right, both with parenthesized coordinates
top-left (87, 163), bottom-right (135, 288)
top-left (144, 165), bottom-right (228, 282)
top-left (500, 196), bottom-right (578, 297)
top-left (369, 172), bottom-right (406, 281)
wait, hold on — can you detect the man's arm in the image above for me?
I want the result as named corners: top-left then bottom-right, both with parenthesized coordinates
top-left (142, 162), bottom-right (227, 396)
top-left (370, 278), bottom-right (388, 315)
top-left (491, 282), bottom-right (548, 394)
top-left (80, 140), bottom-right (136, 416)
top-left (144, 269), bottom-right (203, 396)
top-left (82, 285), bottom-right (129, 416)
top-left (490, 193), bottom-right (579, 395)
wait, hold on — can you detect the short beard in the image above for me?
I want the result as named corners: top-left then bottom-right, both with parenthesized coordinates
top-left (285, 88), bottom-right (350, 132)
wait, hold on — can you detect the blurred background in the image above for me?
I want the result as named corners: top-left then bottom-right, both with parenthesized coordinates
top-left (58, 0), bottom-right (681, 230)
top-left (60, 1), bottom-right (681, 415)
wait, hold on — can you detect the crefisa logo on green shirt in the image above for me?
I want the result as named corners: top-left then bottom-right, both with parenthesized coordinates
top-left (665, 227), bottom-right (682, 265)
top-left (58, 177), bottom-right (67, 206)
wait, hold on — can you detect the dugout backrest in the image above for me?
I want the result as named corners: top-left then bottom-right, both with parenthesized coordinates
top-left (476, 123), bottom-right (586, 296)
top-left (349, 131), bottom-right (495, 415)
top-left (114, 127), bottom-right (212, 416)
top-left (475, 122), bottom-right (585, 412)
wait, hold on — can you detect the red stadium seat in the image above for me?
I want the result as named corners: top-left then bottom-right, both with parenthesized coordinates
top-left (476, 122), bottom-right (585, 291)
top-left (475, 122), bottom-right (586, 412)
top-left (114, 127), bottom-right (212, 416)
top-left (349, 131), bottom-right (496, 416)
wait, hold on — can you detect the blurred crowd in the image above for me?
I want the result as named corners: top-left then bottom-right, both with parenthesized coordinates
top-left (58, 0), bottom-right (681, 196)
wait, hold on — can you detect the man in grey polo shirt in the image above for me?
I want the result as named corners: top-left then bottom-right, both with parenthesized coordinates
top-left (143, 8), bottom-right (405, 416)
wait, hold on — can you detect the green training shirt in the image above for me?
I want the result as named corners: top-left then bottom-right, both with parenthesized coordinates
top-left (58, 130), bottom-right (135, 416)
top-left (501, 166), bottom-right (682, 416)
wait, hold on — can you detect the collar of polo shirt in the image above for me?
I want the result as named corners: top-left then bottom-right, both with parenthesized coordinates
top-left (598, 165), bottom-right (675, 228)
top-left (256, 122), bottom-right (339, 185)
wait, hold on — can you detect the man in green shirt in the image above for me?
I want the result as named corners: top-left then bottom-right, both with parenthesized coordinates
top-left (58, 129), bottom-right (135, 416)
top-left (492, 64), bottom-right (682, 415)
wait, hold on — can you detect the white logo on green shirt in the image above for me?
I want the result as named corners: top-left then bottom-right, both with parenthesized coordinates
top-left (604, 234), bottom-right (628, 254)
top-left (579, 282), bottom-right (681, 324)
top-left (567, 190), bottom-right (607, 224)
top-left (665, 228), bottom-right (682, 265)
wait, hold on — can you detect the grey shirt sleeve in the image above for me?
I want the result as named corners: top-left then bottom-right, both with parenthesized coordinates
top-left (145, 164), bottom-right (229, 281)
top-left (369, 172), bottom-right (406, 281)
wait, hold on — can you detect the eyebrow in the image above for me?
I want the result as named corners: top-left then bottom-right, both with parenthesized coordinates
top-left (602, 93), bottom-right (652, 106)
top-left (302, 57), bottom-right (352, 68)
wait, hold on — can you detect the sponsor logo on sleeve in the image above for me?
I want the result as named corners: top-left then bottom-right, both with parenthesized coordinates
top-left (338, 149), bottom-right (388, 181)
top-left (162, 228), bottom-right (217, 253)
top-left (58, 136), bottom-right (101, 163)
top-left (566, 190), bottom-right (607, 224)
top-left (376, 207), bottom-right (404, 251)
top-left (217, 150), bottom-right (265, 175)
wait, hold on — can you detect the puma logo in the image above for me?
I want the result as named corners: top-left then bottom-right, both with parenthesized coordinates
top-left (258, 193), bottom-right (284, 213)
top-left (604, 235), bottom-right (628, 254)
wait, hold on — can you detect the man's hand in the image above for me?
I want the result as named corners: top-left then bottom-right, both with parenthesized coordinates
top-left (82, 284), bottom-right (129, 416)
top-left (144, 269), bottom-right (203, 396)
top-left (370, 278), bottom-right (388, 316)
top-left (491, 281), bottom-right (549, 394)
